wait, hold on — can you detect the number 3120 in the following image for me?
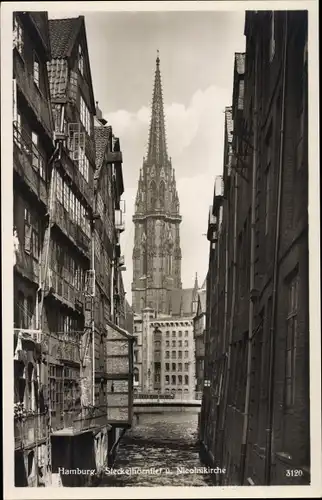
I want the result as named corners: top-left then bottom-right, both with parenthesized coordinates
top-left (286, 469), bottom-right (303, 477)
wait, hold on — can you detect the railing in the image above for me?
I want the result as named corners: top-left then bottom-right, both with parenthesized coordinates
top-left (51, 406), bottom-right (108, 433)
top-left (134, 391), bottom-right (203, 401)
top-left (46, 267), bottom-right (84, 310)
top-left (13, 51), bottom-right (52, 137)
top-left (14, 413), bottom-right (47, 450)
top-left (13, 123), bottom-right (47, 204)
top-left (52, 201), bottom-right (90, 254)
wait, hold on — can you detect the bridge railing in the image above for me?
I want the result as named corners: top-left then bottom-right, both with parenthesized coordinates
top-left (134, 391), bottom-right (203, 401)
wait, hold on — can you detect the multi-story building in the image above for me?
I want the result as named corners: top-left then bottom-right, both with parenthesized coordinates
top-left (131, 54), bottom-right (197, 398)
top-left (193, 277), bottom-right (207, 394)
top-left (13, 11), bottom-right (55, 487)
top-left (13, 13), bottom-right (133, 487)
top-left (200, 11), bottom-right (309, 486)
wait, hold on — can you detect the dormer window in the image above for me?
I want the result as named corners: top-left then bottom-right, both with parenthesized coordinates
top-left (78, 45), bottom-right (84, 76)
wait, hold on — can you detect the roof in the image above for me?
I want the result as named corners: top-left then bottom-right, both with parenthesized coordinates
top-left (48, 17), bottom-right (82, 58)
top-left (94, 125), bottom-right (113, 180)
top-left (168, 288), bottom-right (195, 317)
top-left (225, 107), bottom-right (234, 144)
top-left (235, 53), bottom-right (246, 75)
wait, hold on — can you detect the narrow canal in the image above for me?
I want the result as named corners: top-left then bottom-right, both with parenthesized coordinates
top-left (100, 411), bottom-right (216, 487)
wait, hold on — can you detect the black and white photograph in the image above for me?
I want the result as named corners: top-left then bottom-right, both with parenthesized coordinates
top-left (1, 1), bottom-right (321, 498)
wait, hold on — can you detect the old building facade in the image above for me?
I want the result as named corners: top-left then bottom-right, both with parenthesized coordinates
top-left (13, 13), bottom-right (133, 487)
top-left (200, 11), bottom-right (309, 486)
top-left (193, 278), bottom-right (207, 394)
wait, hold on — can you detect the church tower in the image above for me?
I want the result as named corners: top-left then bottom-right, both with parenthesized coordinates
top-left (132, 53), bottom-right (182, 315)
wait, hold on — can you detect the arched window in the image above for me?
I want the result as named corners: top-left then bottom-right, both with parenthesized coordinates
top-left (185, 375), bottom-right (189, 385)
top-left (159, 181), bottom-right (165, 208)
top-left (149, 181), bottom-right (157, 210)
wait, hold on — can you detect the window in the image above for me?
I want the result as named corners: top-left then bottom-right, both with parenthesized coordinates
top-left (13, 16), bottom-right (24, 56)
top-left (172, 363), bottom-right (176, 371)
top-left (184, 363), bottom-right (189, 371)
top-left (33, 53), bottom-right (40, 87)
top-left (166, 331), bottom-right (169, 337)
top-left (171, 375), bottom-right (176, 385)
top-left (165, 351), bottom-right (169, 359)
top-left (171, 351), bottom-right (176, 359)
top-left (184, 350), bottom-right (189, 359)
top-left (178, 363), bottom-right (182, 371)
top-left (178, 340), bottom-right (182, 347)
top-left (178, 351), bottom-right (182, 359)
top-left (80, 95), bottom-right (91, 135)
top-left (165, 375), bottom-right (169, 385)
top-left (178, 375), bottom-right (182, 384)
top-left (24, 208), bottom-right (38, 259)
top-left (178, 331), bottom-right (182, 337)
top-left (78, 45), bottom-right (84, 76)
top-left (166, 340), bottom-right (169, 347)
top-left (185, 331), bottom-right (189, 337)
top-left (31, 132), bottom-right (45, 180)
top-left (79, 155), bottom-right (89, 182)
top-left (184, 340), bottom-right (189, 347)
top-left (285, 275), bottom-right (299, 407)
top-left (269, 12), bottom-right (276, 63)
top-left (56, 172), bottom-right (63, 203)
top-left (165, 363), bottom-right (169, 371)
top-left (172, 340), bottom-right (176, 347)
top-left (185, 375), bottom-right (189, 385)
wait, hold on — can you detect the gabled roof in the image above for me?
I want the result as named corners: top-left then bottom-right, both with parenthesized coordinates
top-left (94, 125), bottom-right (113, 181)
top-left (48, 17), bottom-right (82, 58)
top-left (48, 16), bottom-right (96, 112)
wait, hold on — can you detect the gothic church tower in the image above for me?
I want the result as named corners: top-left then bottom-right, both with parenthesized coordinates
top-left (132, 54), bottom-right (182, 314)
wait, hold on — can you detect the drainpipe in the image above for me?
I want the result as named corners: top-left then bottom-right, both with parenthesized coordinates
top-left (91, 218), bottom-right (96, 407)
top-left (239, 36), bottom-right (259, 485)
top-left (220, 171), bottom-right (238, 467)
top-left (265, 12), bottom-right (288, 485)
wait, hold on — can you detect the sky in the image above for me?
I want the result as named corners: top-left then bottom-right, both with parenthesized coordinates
top-left (49, 9), bottom-right (246, 304)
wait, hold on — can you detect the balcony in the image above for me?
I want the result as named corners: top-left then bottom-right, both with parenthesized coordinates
top-left (46, 268), bottom-right (84, 312)
top-left (14, 413), bottom-right (47, 450)
top-left (61, 149), bottom-right (93, 208)
top-left (13, 123), bottom-right (47, 205)
top-left (13, 50), bottom-right (52, 138)
top-left (51, 406), bottom-right (109, 436)
top-left (52, 201), bottom-right (90, 256)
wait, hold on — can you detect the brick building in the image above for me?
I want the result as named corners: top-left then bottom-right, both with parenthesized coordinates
top-left (200, 11), bottom-right (309, 486)
top-left (13, 13), bottom-right (133, 487)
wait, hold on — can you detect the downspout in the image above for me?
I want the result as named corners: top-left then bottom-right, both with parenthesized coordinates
top-left (239, 37), bottom-right (259, 485)
top-left (220, 171), bottom-right (238, 467)
top-left (265, 12), bottom-right (288, 485)
top-left (91, 206), bottom-right (96, 407)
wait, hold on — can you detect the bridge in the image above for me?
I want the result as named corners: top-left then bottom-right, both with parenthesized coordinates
top-left (133, 392), bottom-right (202, 416)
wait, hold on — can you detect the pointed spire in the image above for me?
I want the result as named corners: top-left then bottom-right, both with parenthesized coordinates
top-left (194, 272), bottom-right (199, 291)
top-left (147, 51), bottom-right (168, 165)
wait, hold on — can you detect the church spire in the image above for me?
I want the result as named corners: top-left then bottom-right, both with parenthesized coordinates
top-left (147, 51), bottom-right (168, 165)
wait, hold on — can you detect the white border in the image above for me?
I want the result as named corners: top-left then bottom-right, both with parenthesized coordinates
top-left (1, 1), bottom-right (320, 499)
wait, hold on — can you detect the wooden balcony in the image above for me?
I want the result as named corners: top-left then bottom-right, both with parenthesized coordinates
top-left (46, 268), bottom-right (84, 311)
top-left (13, 50), bottom-right (52, 138)
top-left (13, 124), bottom-right (47, 206)
top-left (61, 149), bottom-right (93, 208)
top-left (51, 406), bottom-right (109, 436)
top-left (52, 201), bottom-right (90, 256)
top-left (14, 413), bottom-right (47, 450)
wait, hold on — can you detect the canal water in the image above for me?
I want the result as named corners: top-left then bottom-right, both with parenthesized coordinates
top-left (100, 411), bottom-right (216, 487)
